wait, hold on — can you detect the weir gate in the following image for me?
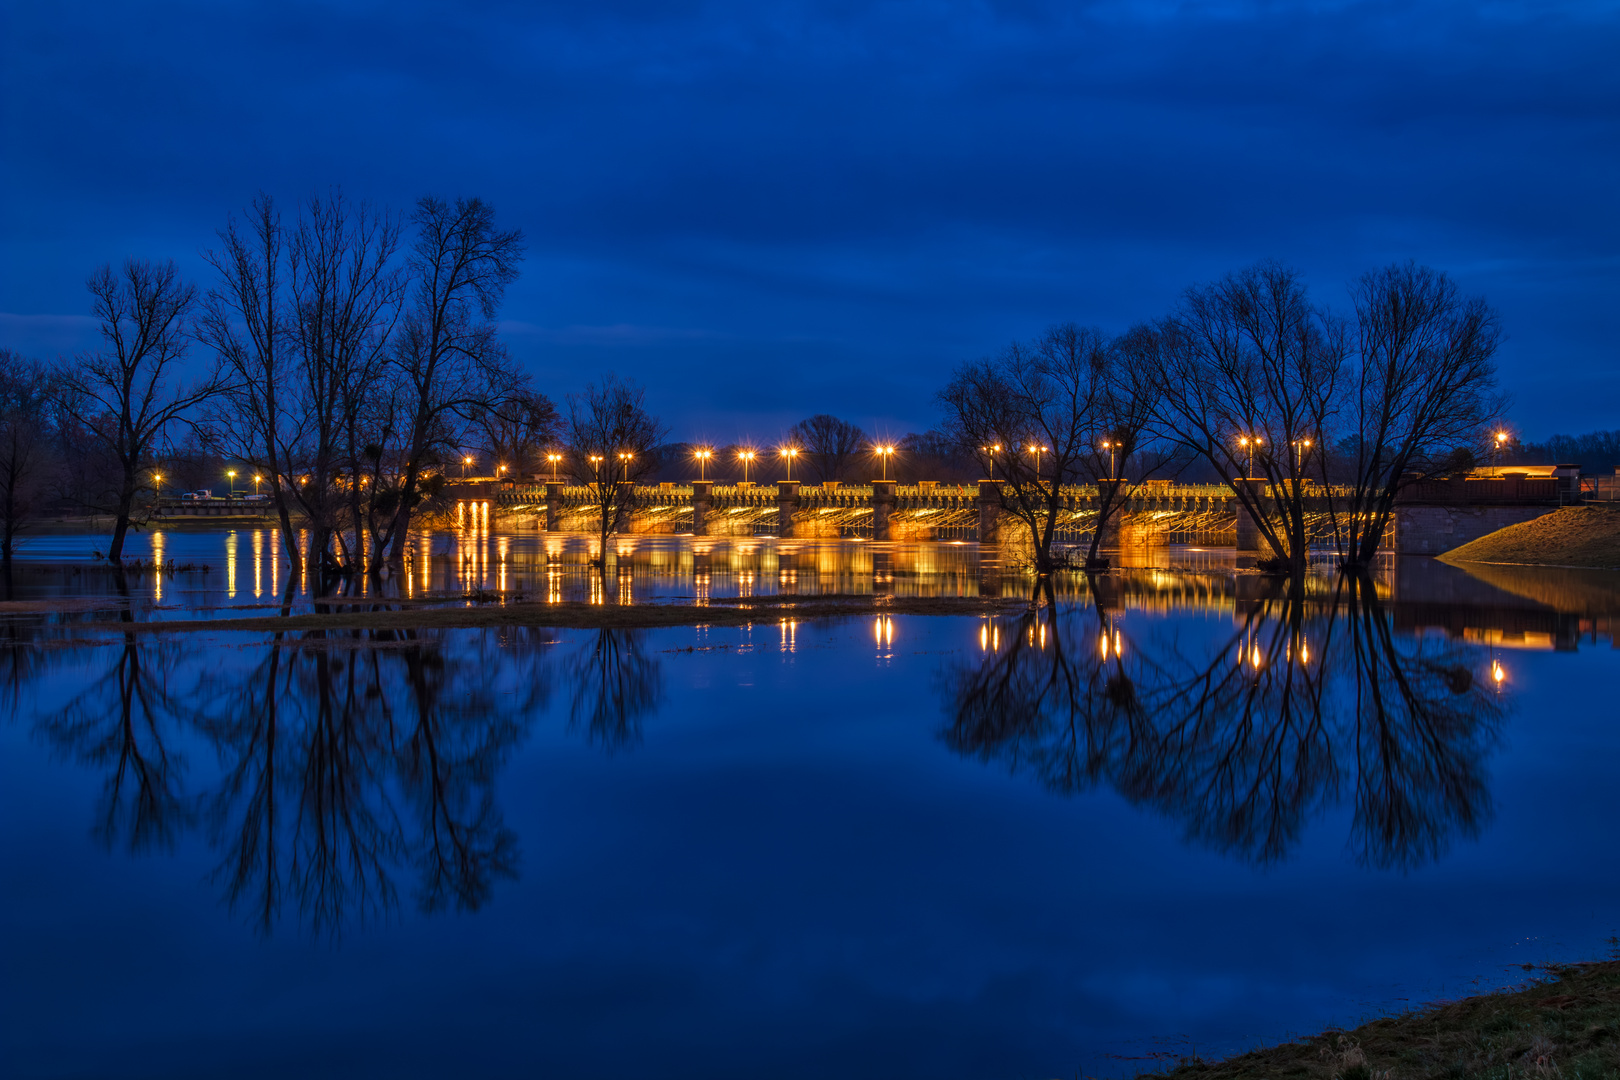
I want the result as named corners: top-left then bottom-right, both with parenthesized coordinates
top-left (465, 473), bottom-right (1583, 555)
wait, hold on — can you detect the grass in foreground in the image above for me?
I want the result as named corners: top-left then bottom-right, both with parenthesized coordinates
top-left (1440, 504), bottom-right (1620, 570)
top-left (1135, 960), bottom-right (1620, 1080)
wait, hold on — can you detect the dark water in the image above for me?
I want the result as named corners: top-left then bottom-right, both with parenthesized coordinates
top-left (3, 531), bottom-right (1617, 1079)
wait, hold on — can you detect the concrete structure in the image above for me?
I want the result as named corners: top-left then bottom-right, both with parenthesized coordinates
top-left (476, 471), bottom-right (1580, 556)
top-left (1391, 475), bottom-right (1568, 555)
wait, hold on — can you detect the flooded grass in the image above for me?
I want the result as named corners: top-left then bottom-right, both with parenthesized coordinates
top-left (1137, 959), bottom-right (1620, 1080)
top-left (130, 593), bottom-right (1026, 634)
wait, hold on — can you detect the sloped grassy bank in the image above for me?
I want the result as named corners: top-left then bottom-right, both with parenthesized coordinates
top-left (1439, 504), bottom-right (1620, 570)
top-left (1134, 960), bottom-right (1620, 1080)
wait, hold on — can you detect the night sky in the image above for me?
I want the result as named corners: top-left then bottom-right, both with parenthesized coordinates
top-left (2, 1), bottom-right (1615, 443)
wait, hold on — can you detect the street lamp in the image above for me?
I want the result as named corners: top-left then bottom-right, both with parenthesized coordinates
top-left (462, 455), bottom-right (473, 478)
top-left (980, 444), bottom-right (1001, 481)
top-left (1493, 431), bottom-right (1509, 476)
top-left (1099, 440), bottom-right (1116, 480)
top-left (738, 449), bottom-right (756, 484)
top-left (694, 447), bottom-right (713, 480)
top-left (1237, 435), bottom-right (1263, 478)
top-left (588, 453), bottom-right (604, 478)
top-left (1291, 438), bottom-right (1312, 474)
top-left (497, 464), bottom-right (507, 479)
top-left (1027, 443), bottom-right (1048, 480)
top-left (547, 453), bottom-right (562, 482)
top-left (876, 445), bottom-right (894, 481)
top-left (152, 473), bottom-right (164, 498)
top-left (227, 469), bottom-right (237, 496)
top-left (779, 446), bottom-right (798, 481)
top-left (252, 474), bottom-right (263, 495)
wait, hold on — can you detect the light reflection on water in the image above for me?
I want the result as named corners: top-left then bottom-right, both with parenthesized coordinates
top-left (2, 542), bottom-right (1618, 1078)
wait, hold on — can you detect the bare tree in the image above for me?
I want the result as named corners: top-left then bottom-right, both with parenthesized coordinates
top-left (380, 196), bottom-right (526, 563)
top-left (199, 194), bottom-right (303, 571)
top-left (939, 324), bottom-right (1151, 571)
top-left (0, 351), bottom-right (58, 574)
top-left (1135, 261), bottom-right (1348, 573)
top-left (1320, 262), bottom-right (1503, 567)
top-left (566, 374), bottom-right (667, 563)
top-left (286, 192), bottom-right (405, 573)
top-left (473, 390), bottom-right (562, 478)
top-left (59, 260), bottom-right (228, 560)
top-left (786, 413), bottom-right (866, 483)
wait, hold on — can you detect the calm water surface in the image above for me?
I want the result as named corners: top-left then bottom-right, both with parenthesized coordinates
top-left (2, 529), bottom-right (1617, 1079)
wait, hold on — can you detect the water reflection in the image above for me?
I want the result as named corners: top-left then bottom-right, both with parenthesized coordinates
top-left (27, 625), bottom-right (586, 936)
top-left (944, 575), bottom-right (1508, 868)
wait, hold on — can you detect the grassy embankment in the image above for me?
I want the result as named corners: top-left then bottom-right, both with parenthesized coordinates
top-left (1439, 504), bottom-right (1620, 570)
top-left (1134, 960), bottom-right (1620, 1080)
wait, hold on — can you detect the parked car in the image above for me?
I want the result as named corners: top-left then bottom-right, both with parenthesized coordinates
top-left (180, 490), bottom-right (215, 501)
top-left (243, 493), bottom-right (271, 503)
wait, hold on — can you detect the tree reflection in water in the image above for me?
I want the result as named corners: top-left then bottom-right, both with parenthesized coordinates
top-left (565, 627), bottom-right (663, 752)
top-left (944, 574), bottom-right (1506, 868)
top-left (33, 624), bottom-right (567, 937)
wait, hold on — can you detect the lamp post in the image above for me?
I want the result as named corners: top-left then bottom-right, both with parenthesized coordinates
top-left (462, 455), bottom-right (473, 478)
top-left (227, 469), bottom-right (237, 496)
top-left (1238, 435), bottom-right (1263, 478)
top-left (1291, 438), bottom-right (1312, 475)
top-left (497, 464), bottom-right (507, 480)
top-left (738, 449), bottom-right (755, 484)
top-left (779, 446), bottom-right (797, 481)
top-left (980, 444), bottom-right (1001, 481)
top-left (695, 448), bottom-right (712, 481)
top-left (1099, 440), bottom-right (1116, 481)
top-left (876, 445), bottom-right (894, 481)
top-left (547, 453), bottom-right (562, 482)
top-left (252, 474), bottom-right (262, 496)
top-left (1028, 444), bottom-right (1047, 481)
top-left (1493, 431), bottom-right (1508, 476)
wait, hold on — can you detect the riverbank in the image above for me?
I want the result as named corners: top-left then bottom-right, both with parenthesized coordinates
top-left (1134, 959), bottom-right (1620, 1080)
top-left (1439, 504), bottom-right (1620, 570)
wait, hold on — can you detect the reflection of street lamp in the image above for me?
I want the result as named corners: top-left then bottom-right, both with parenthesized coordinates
top-left (876, 445), bottom-right (894, 481)
top-left (695, 448), bottom-right (712, 480)
top-left (738, 449), bottom-right (756, 484)
top-left (1237, 435), bottom-right (1263, 477)
top-left (779, 446), bottom-right (798, 481)
top-left (547, 453), bottom-right (562, 481)
top-left (227, 469), bottom-right (237, 496)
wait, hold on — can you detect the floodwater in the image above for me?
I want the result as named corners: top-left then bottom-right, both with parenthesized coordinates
top-left (3, 527), bottom-right (1618, 1079)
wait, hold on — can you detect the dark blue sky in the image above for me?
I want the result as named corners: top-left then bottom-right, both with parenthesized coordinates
top-left (3, 1), bottom-right (1616, 442)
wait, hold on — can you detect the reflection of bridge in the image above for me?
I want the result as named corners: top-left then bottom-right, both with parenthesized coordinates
top-left (473, 474), bottom-right (1577, 555)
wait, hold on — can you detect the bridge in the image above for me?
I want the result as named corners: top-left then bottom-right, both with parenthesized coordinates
top-left (472, 472), bottom-right (1584, 555)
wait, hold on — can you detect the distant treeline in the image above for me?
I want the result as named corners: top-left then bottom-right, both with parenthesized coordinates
top-left (1503, 430), bottom-right (1620, 472)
